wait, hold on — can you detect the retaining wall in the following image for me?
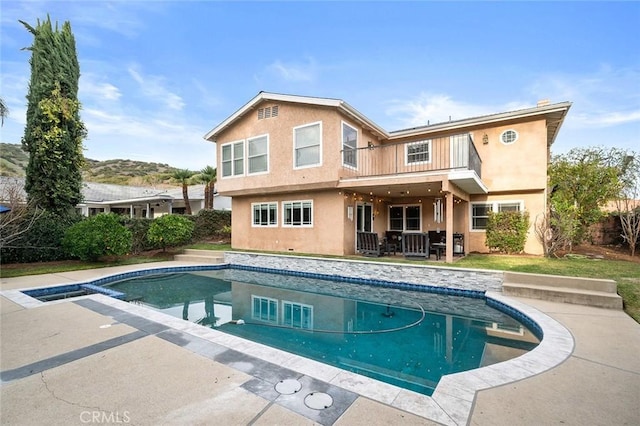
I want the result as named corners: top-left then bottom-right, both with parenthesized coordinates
top-left (224, 252), bottom-right (503, 292)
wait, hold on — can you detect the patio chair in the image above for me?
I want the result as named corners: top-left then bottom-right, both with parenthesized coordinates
top-left (357, 231), bottom-right (383, 257)
top-left (402, 232), bottom-right (430, 259)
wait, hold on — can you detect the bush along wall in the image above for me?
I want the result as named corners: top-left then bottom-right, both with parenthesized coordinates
top-left (485, 210), bottom-right (530, 254)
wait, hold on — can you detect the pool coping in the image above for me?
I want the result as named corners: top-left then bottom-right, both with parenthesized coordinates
top-left (0, 263), bottom-right (575, 425)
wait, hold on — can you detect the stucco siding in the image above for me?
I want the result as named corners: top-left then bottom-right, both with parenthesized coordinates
top-left (230, 190), bottom-right (346, 255)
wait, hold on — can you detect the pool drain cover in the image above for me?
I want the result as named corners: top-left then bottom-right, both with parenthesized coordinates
top-left (304, 392), bottom-right (333, 410)
top-left (275, 379), bottom-right (302, 395)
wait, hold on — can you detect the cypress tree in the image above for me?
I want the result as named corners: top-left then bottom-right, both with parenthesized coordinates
top-left (20, 16), bottom-right (86, 214)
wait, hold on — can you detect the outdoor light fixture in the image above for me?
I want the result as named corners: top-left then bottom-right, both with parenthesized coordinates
top-left (482, 133), bottom-right (489, 144)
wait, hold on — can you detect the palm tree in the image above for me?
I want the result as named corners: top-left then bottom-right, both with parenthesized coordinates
top-left (172, 169), bottom-right (195, 215)
top-left (199, 166), bottom-right (217, 210)
top-left (0, 97), bottom-right (8, 126)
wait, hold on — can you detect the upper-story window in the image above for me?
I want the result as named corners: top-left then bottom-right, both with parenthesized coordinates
top-left (342, 122), bottom-right (358, 168)
top-left (248, 135), bottom-right (269, 174)
top-left (406, 140), bottom-right (432, 164)
top-left (221, 141), bottom-right (244, 177)
top-left (294, 122), bottom-right (322, 169)
top-left (500, 129), bottom-right (518, 145)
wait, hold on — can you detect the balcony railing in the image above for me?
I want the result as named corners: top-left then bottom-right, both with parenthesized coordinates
top-left (340, 134), bottom-right (481, 179)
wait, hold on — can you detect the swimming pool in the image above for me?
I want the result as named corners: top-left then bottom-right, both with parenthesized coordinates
top-left (102, 267), bottom-right (540, 396)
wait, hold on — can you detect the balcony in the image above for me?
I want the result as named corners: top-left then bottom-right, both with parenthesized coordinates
top-left (339, 134), bottom-right (485, 194)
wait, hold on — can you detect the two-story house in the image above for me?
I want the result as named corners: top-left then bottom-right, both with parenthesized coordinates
top-left (204, 92), bottom-right (571, 262)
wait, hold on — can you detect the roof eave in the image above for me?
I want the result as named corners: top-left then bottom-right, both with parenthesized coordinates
top-left (203, 92), bottom-right (389, 142)
top-left (388, 101), bottom-right (573, 140)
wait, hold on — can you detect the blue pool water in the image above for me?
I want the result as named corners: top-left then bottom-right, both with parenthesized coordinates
top-left (104, 268), bottom-right (539, 396)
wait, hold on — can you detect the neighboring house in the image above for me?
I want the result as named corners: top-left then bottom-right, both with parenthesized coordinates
top-left (0, 177), bottom-right (231, 217)
top-left (204, 92), bottom-right (571, 262)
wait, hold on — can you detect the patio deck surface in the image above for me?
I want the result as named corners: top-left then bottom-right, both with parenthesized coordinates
top-left (1, 261), bottom-right (638, 425)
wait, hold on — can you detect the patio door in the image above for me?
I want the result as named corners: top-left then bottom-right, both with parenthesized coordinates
top-left (450, 134), bottom-right (468, 168)
top-left (356, 203), bottom-right (373, 233)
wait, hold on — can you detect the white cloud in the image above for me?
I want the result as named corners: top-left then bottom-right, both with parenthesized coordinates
top-left (127, 65), bottom-right (185, 111)
top-left (80, 75), bottom-right (122, 102)
top-left (527, 65), bottom-right (640, 128)
top-left (385, 93), bottom-right (530, 130)
top-left (267, 57), bottom-right (317, 82)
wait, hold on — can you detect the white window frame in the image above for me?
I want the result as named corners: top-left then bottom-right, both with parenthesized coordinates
top-left (500, 129), bottom-right (519, 145)
top-left (388, 204), bottom-right (422, 231)
top-left (293, 121), bottom-right (322, 169)
top-left (405, 140), bottom-right (432, 165)
top-left (247, 134), bottom-right (269, 175)
top-left (282, 300), bottom-right (313, 330)
top-left (282, 200), bottom-right (313, 227)
top-left (341, 121), bottom-right (358, 169)
top-left (252, 202), bottom-right (278, 227)
top-left (470, 200), bottom-right (524, 231)
top-left (220, 140), bottom-right (245, 178)
top-left (251, 295), bottom-right (278, 323)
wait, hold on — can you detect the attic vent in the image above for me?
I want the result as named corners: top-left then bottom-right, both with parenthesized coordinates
top-left (258, 106), bottom-right (279, 120)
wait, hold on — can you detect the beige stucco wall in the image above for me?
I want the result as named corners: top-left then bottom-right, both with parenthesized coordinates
top-left (471, 119), bottom-right (548, 191)
top-left (468, 191), bottom-right (546, 255)
top-left (214, 99), bottom-right (554, 258)
top-left (231, 190), bottom-right (347, 255)
top-left (215, 103), bottom-right (376, 195)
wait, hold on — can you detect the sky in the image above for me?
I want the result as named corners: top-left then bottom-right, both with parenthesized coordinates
top-left (1, 1), bottom-right (639, 170)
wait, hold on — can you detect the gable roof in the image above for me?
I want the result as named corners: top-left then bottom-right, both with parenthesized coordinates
top-left (203, 91), bottom-right (387, 141)
top-left (204, 91), bottom-right (571, 146)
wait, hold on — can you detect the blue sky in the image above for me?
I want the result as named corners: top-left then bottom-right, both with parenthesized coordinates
top-left (1, 1), bottom-right (639, 170)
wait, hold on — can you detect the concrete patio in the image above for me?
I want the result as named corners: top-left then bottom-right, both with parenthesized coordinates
top-left (1, 261), bottom-right (638, 425)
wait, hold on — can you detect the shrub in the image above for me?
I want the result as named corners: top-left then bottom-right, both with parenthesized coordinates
top-left (1, 210), bottom-right (82, 263)
top-left (486, 211), bottom-right (530, 254)
top-left (62, 213), bottom-right (132, 261)
top-left (191, 209), bottom-right (231, 241)
top-left (121, 217), bottom-right (157, 254)
top-left (147, 214), bottom-right (194, 251)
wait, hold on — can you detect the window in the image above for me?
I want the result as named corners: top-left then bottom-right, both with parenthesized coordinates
top-left (406, 140), bottom-right (431, 164)
top-left (283, 200), bottom-right (313, 227)
top-left (252, 296), bottom-right (278, 323)
top-left (294, 122), bottom-right (321, 168)
top-left (389, 205), bottom-right (422, 231)
top-left (248, 135), bottom-right (268, 174)
top-left (500, 130), bottom-right (518, 145)
top-left (471, 201), bottom-right (523, 230)
top-left (221, 141), bottom-right (244, 177)
top-left (252, 202), bottom-right (277, 227)
top-left (472, 203), bottom-right (492, 230)
top-left (282, 301), bottom-right (313, 330)
top-left (342, 122), bottom-right (357, 168)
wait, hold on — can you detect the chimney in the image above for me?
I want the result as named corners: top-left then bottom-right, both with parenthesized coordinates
top-left (537, 99), bottom-right (550, 107)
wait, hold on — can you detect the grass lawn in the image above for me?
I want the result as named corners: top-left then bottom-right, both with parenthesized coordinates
top-left (2, 244), bottom-right (638, 322)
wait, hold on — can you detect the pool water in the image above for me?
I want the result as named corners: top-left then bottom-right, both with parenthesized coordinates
top-left (108, 269), bottom-right (539, 396)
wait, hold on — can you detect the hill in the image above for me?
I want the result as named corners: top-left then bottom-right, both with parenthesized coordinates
top-left (0, 143), bottom-right (185, 185)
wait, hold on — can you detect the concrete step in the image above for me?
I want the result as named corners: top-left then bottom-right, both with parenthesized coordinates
top-left (502, 282), bottom-right (623, 309)
top-left (173, 249), bottom-right (225, 264)
top-left (502, 271), bottom-right (622, 309)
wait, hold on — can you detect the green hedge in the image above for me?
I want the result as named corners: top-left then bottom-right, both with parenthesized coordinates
top-left (485, 211), bottom-right (530, 254)
top-left (1, 210), bottom-right (82, 264)
top-left (190, 209), bottom-right (231, 240)
top-left (62, 213), bottom-right (132, 261)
